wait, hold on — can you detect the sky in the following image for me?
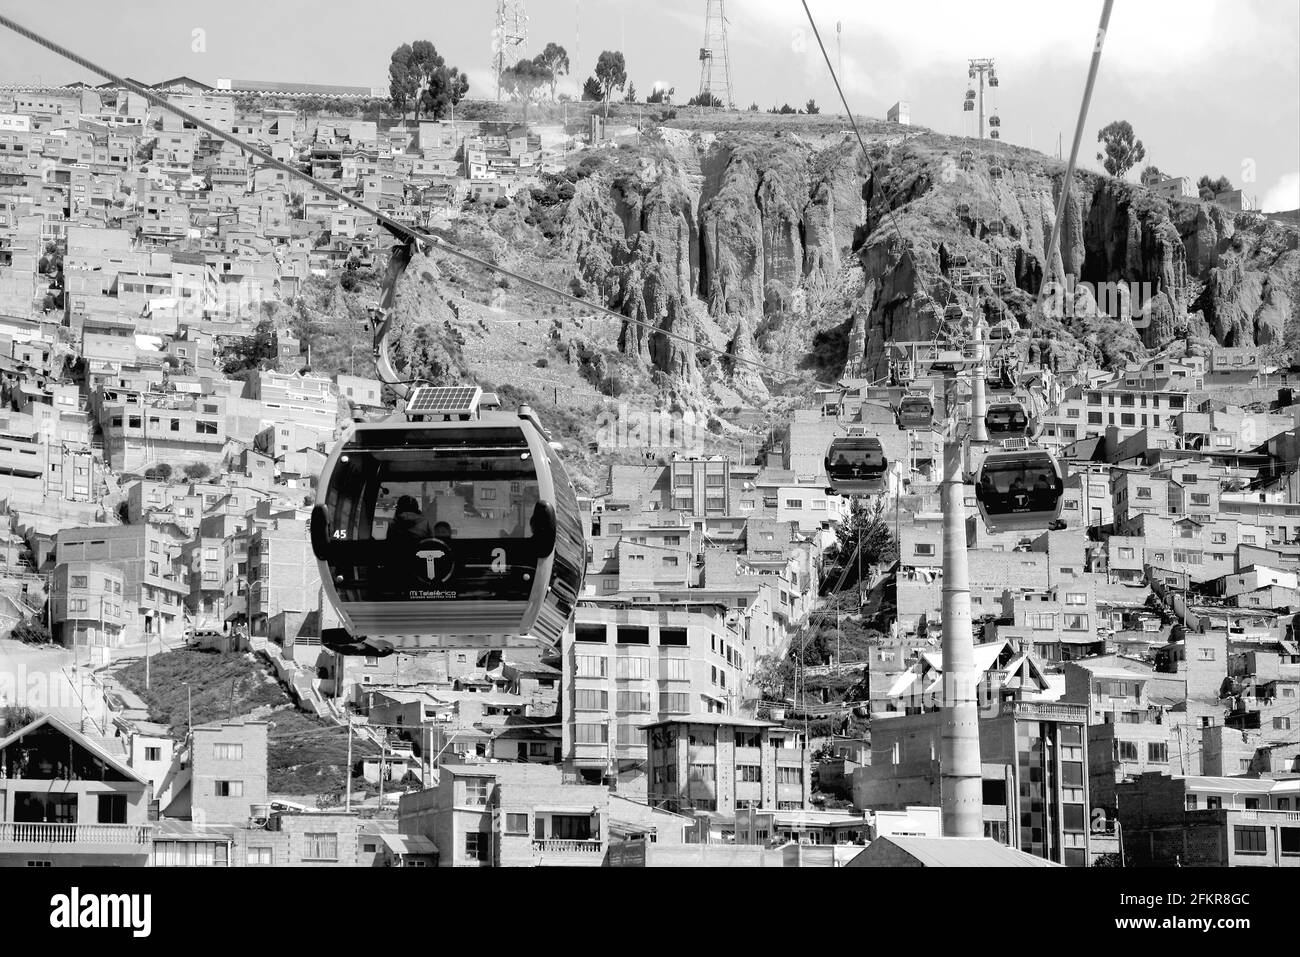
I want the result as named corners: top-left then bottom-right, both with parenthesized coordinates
top-left (2, 0), bottom-right (1298, 210)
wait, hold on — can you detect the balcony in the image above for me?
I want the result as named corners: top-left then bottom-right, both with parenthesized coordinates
top-left (0, 822), bottom-right (152, 848)
top-left (532, 839), bottom-right (603, 854)
top-left (1002, 700), bottom-right (1088, 723)
top-left (531, 838), bottom-right (605, 865)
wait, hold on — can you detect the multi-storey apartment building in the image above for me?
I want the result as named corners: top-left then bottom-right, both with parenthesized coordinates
top-left (562, 601), bottom-right (744, 788)
top-left (644, 715), bottom-right (811, 814)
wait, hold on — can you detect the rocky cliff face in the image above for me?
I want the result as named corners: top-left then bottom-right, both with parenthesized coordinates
top-left (552, 127), bottom-right (1298, 397)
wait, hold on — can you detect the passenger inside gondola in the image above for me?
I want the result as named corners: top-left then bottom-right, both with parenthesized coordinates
top-left (319, 440), bottom-right (542, 603)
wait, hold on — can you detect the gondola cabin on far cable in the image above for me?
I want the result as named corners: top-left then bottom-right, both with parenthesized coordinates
top-left (973, 446), bottom-right (1064, 534)
top-left (825, 428), bottom-right (888, 496)
top-left (897, 393), bottom-right (934, 431)
top-left (310, 384), bottom-right (585, 649)
top-left (985, 399), bottom-right (1029, 437)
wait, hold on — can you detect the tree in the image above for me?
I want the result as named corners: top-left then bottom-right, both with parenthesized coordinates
top-left (647, 85), bottom-right (674, 104)
top-left (823, 498), bottom-right (898, 594)
top-left (388, 41), bottom-right (469, 122)
top-left (1096, 120), bottom-right (1146, 179)
top-left (748, 102), bottom-right (759, 112)
top-left (581, 76), bottom-right (603, 102)
top-left (751, 652), bottom-right (795, 701)
top-left (387, 44), bottom-right (417, 118)
top-left (594, 50), bottom-right (627, 114)
top-left (1197, 174), bottom-right (1233, 201)
top-left (687, 91), bottom-right (722, 108)
top-left (624, 82), bottom-right (637, 103)
top-left (222, 318), bottom-right (277, 375)
top-left (1140, 164), bottom-right (1164, 183)
top-left (533, 42), bottom-right (570, 100)
top-left (183, 463), bottom-right (211, 481)
top-left (144, 463), bottom-right (173, 481)
top-left (804, 98), bottom-right (821, 115)
top-left (768, 103), bottom-right (798, 115)
top-left (499, 57), bottom-right (552, 124)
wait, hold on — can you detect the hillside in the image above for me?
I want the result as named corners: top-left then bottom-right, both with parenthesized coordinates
top-left (115, 648), bottom-right (377, 795)
top-left (286, 117), bottom-right (1299, 469)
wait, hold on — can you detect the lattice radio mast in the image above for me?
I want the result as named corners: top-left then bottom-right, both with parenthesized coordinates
top-left (698, 0), bottom-right (734, 108)
top-left (492, 0), bottom-right (530, 102)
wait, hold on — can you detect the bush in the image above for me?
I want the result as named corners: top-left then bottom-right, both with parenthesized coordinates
top-left (144, 463), bottom-right (173, 481)
top-left (493, 197), bottom-right (510, 209)
top-left (183, 463), bottom-right (211, 481)
top-left (535, 358), bottom-right (548, 368)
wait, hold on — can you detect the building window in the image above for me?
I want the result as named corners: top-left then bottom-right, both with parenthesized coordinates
top-left (505, 813), bottom-right (529, 835)
top-left (574, 689), bottom-right (608, 711)
top-left (574, 723), bottom-right (608, 745)
top-left (737, 765), bottom-right (761, 783)
top-left (213, 744), bottom-right (243, 761)
top-left (144, 746), bottom-right (162, 762)
top-left (1281, 828), bottom-right (1300, 856)
top-left (1147, 743), bottom-right (1168, 764)
top-left (1065, 592), bottom-right (1087, 605)
top-left (776, 767), bottom-right (803, 786)
top-left (616, 657), bottom-right (650, 679)
top-left (1117, 741), bottom-right (1138, 761)
top-left (247, 846), bottom-right (273, 865)
top-left (70, 575), bottom-right (88, 588)
top-left (914, 543), bottom-right (935, 556)
top-left (575, 655), bottom-right (607, 678)
top-left (1198, 648), bottom-right (1216, 661)
top-left (196, 420), bottom-right (218, 435)
top-left (463, 778), bottom-right (491, 805)
top-left (616, 691), bottom-right (650, 713)
top-left (688, 764), bottom-right (715, 783)
top-left (1274, 717), bottom-right (1293, 731)
top-left (660, 692), bottom-right (689, 713)
top-left (1233, 826), bottom-right (1266, 855)
top-left (303, 833), bottom-right (338, 862)
top-left (214, 780), bottom-right (243, 797)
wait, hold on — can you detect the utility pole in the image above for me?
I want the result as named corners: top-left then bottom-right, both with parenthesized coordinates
top-left (971, 320), bottom-right (988, 443)
top-left (345, 712), bottom-right (354, 812)
top-left (939, 365), bottom-right (982, 839)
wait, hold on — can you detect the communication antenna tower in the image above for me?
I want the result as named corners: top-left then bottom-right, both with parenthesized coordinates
top-left (492, 0), bottom-right (530, 102)
top-left (698, 0), bottom-right (734, 108)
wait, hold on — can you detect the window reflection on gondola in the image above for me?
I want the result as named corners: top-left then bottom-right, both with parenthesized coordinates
top-left (320, 435), bottom-right (543, 604)
top-left (985, 402), bottom-right (1028, 436)
top-left (825, 437), bottom-right (887, 494)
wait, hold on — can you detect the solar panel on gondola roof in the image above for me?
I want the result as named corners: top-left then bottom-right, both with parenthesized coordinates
top-left (404, 384), bottom-right (481, 417)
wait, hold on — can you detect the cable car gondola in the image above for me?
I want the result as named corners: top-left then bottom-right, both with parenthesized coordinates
top-left (310, 384), bottom-right (586, 648)
top-left (985, 399), bottom-right (1029, 436)
top-left (825, 431), bottom-right (888, 496)
top-left (897, 394), bottom-right (934, 431)
top-left (973, 448), bottom-right (1064, 534)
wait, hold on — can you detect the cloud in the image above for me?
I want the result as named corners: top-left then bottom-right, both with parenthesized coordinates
top-left (1261, 171), bottom-right (1300, 213)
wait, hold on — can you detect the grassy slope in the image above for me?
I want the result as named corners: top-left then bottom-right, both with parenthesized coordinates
top-left (115, 648), bottom-right (376, 795)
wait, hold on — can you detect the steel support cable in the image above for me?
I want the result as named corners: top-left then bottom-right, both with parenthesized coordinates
top-left (1041, 0), bottom-right (1116, 293)
top-left (800, 0), bottom-right (938, 314)
top-left (0, 12), bottom-right (838, 393)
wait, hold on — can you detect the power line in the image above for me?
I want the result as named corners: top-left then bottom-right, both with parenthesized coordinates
top-left (0, 12), bottom-right (837, 394)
